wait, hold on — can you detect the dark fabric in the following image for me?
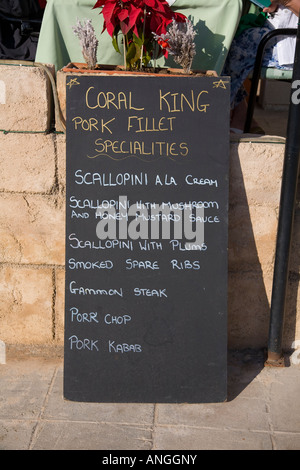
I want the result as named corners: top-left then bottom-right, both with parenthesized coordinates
top-left (0, 0), bottom-right (43, 19)
top-left (0, 0), bottom-right (44, 60)
top-left (235, 12), bottom-right (267, 38)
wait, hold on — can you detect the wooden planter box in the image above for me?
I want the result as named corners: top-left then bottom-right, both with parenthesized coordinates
top-left (56, 62), bottom-right (217, 129)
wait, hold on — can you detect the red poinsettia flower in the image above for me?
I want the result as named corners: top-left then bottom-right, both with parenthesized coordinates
top-left (93, 0), bottom-right (186, 37)
top-left (93, 0), bottom-right (187, 69)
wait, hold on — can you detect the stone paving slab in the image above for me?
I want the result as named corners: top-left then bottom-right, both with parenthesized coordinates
top-left (0, 351), bottom-right (299, 450)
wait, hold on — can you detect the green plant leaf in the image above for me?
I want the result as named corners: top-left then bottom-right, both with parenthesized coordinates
top-left (143, 51), bottom-right (151, 67)
top-left (112, 26), bottom-right (121, 54)
top-left (132, 32), bottom-right (144, 48)
top-left (126, 42), bottom-right (141, 67)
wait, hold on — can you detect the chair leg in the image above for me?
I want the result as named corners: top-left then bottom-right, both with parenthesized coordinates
top-left (244, 71), bottom-right (261, 132)
top-left (244, 42), bottom-right (265, 132)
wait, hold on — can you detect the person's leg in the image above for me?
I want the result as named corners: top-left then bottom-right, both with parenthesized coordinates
top-left (223, 24), bottom-right (274, 130)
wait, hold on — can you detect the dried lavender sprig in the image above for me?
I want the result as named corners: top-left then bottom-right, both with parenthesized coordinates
top-left (73, 19), bottom-right (99, 70)
top-left (154, 19), bottom-right (196, 73)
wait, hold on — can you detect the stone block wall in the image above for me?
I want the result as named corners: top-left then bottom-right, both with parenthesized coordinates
top-left (228, 142), bottom-right (300, 350)
top-left (0, 64), bottom-right (299, 353)
top-left (0, 64), bottom-right (53, 132)
top-left (0, 132), bottom-right (66, 347)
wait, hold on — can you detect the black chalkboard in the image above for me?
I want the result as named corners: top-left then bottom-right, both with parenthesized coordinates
top-left (64, 73), bottom-right (230, 403)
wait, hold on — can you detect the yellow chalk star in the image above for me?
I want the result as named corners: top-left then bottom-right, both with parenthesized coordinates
top-left (213, 79), bottom-right (229, 90)
top-left (67, 78), bottom-right (80, 89)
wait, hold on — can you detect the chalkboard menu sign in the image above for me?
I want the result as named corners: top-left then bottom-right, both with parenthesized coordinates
top-left (64, 73), bottom-right (230, 403)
